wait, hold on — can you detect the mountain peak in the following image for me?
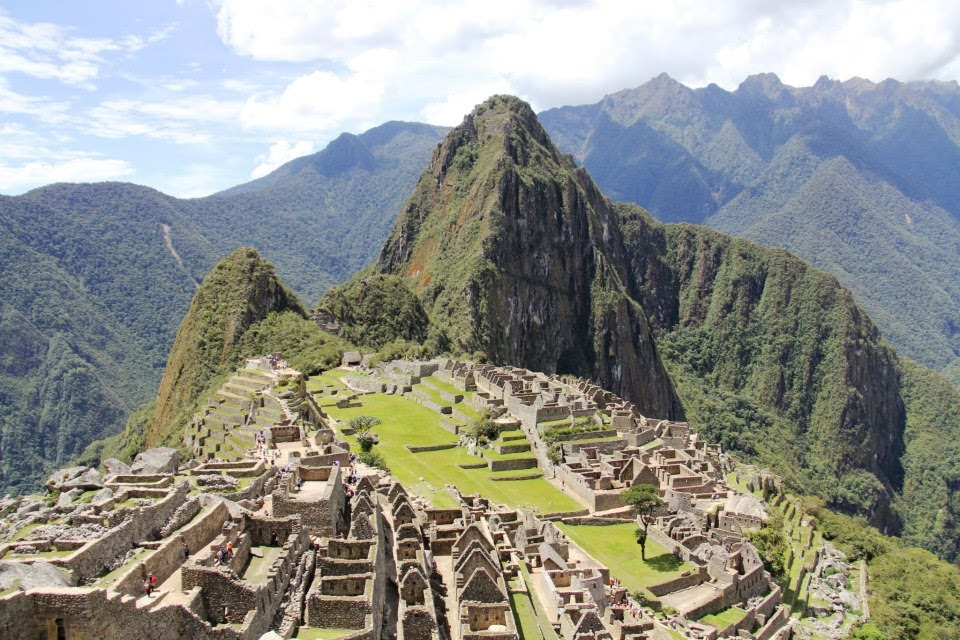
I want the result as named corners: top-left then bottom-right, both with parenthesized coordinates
top-left (736, 72), bottom-right (793, 103)
top-left (146, 247), bottom-right (303, 446)
top-left (375, 96), bottom-right (682, 416)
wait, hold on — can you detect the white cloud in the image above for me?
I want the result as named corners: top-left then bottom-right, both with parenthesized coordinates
top-left (0, 12), bottom-right (172, 88)
top-left (239, 52), bottom-right (394, 133)
top-left (84, 96), bottom-right (244, 143)
top-left (251, 139), bottom-right (315, 178)
top-left (0, 158), bottom-right (134, 193)
top-left (215, 0), bottom-right (960, 125)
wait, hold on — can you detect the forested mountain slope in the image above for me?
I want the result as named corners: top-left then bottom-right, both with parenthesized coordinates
top-left (540, 74), bottom-right (960, 372)
top-left (0, 121), bottom-right (443, 492)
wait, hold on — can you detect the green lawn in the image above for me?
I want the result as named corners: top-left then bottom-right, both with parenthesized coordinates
top-left (325, 392), bottom-right (581, 514)
top-left (242, 546), bottom-right (283, 583)
top-left (555, 523), bottom-right (693, 593)
top-left (510, 583), bottom-right (545, 640)
top-left (699, 606), bottom-right (748, 629)
top-left (519, 562), bottom-right (560, 640)
top-left (95, 548), bottom-right (151, 587)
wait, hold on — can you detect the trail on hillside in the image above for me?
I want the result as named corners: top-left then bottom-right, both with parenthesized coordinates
top-left (161, 223), bottom-right (200, 289)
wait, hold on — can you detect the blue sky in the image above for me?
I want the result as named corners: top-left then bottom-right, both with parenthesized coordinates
top-left (2, 0), bottom-right (960, 197)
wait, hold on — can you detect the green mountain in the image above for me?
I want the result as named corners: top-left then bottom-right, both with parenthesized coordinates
top-left (375, 96), bottom-right (682, 417)
top-left (540, 74), bottom-right (960, 372)
top-left (0, 121), bottom-right (444, 492)
top-left (368, 96), bottom-right (960, 561)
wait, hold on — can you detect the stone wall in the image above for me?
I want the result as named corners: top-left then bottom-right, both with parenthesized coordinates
top-left (0, 587), bottom-right (252, 640)
top-left (488, 458), bottom-right (538, 472)
top-left (114, 500), bottom-right (231, 595)
top-left (54, 482), bottom-right (190, 583)
top-left (273, 467), bottom-right (344, 536)
top-left (646, 567), bottom-right (708, 597)
top-left (406, 443), bottom-right (458, 453)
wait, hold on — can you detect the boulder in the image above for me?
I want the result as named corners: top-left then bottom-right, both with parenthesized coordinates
top-left (131, 447), bottom-right (180, 475)
top-left (56, 489), bottom-right (83, 509)
top-left (102, 458), bottom-right (132, 476)
top-left (0, 496), bottom-right (21, 517)
top-left (15, 500), bottom-right (42, 519)
top-left (0, 561), bottom-right (75, 590)
top-left (45, 466), bottom-right (87, 491)
top-left (90, 488), bottom-right (114, 506)
top-left (62, 468), bottom-right (103, 491)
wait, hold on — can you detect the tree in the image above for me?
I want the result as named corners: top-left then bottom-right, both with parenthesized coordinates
top-left (745, 513), bottom-right (788, 581)
top-left (622, 483), bottom-right (665, 559)
top-left (349, 415), bottom-right (381, 453)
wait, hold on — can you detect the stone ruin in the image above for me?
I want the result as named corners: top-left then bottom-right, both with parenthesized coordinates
top-left (0, 357), bottom-right (864, 639)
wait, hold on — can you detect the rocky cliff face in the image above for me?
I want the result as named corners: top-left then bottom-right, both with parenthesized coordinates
top-left (616, 204), bottom-right (905, 527)
top-left (146, 248), bottom-right (303, 446)
top-left (377, 96), bottom-right (682, 417)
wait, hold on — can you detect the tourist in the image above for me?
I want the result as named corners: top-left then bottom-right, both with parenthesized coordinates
top-left (149, 573), bottom-right (157, 591)
top-left (144, 578), bottom-right (153, 597)
top-left (182, 542), bottom-right (190, 562)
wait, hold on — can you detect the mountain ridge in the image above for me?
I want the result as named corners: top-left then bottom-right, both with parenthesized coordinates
top-left (540, 73), bottom-right (960, 371)
top-left (0, 121), bottom-right (445, 492)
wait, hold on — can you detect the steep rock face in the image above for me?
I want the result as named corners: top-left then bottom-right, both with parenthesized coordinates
top-left (146, 248), bottom-right (303, 446)
top-left (378, 96), bottom-right (682, 417)
top-left (540, 74), bottom-right (960, 371)
top-left (617, 203), bottom-right (905, 528)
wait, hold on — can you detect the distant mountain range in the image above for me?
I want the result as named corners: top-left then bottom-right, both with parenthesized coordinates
top-left (0, 121), bottom-right (445, 492)
top-left (540, 73), bottom-right (960, 371)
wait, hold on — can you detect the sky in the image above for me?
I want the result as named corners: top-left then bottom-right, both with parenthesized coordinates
top-left (2, 0), bottom-right (960, 197)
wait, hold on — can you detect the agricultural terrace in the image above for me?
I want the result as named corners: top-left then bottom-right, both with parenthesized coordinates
top-left (312, 371), bottom-right (582, 514)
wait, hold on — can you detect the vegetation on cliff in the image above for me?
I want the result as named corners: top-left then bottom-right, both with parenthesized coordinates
top-left (145, 247), bottom-right (303, 446)
top-left (363, 97), bottom-right (960, 568)
top-left (376, 95), bottom-right (682, 418)
top-left (316, 273), bottom-right (430, 349)
top-left (540, 73), bottom-right (960, 372)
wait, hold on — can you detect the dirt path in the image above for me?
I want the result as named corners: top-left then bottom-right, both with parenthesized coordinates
top-left (161, 223), bottom-right (200, 288)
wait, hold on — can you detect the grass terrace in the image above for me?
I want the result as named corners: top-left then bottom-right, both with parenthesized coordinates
top-left (555, 523), bottom-right (693, 595)
top-left (698, 606), bottom-right (748, 630)
top-left (323, 389), bottom-right (581, 514)
top-left (519, 562), bottom-right (560, 640)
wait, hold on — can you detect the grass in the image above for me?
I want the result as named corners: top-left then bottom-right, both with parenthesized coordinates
top-left (325, 392), bottom-right (581, 514)
top-left (95, 548), bottom-right (150, 587)
top-left (699, 606), bottom-right (748, 629)
top-left (510, 583), bottom-right (545, 640)
top-left (11, 522), bottom-right (42, 541)
top-left (555, 523), bottom-right (693, 594)
top-left (519, 562), bottom-right (560, 640)
top-left (242, 546), bottom-right (283, 583)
